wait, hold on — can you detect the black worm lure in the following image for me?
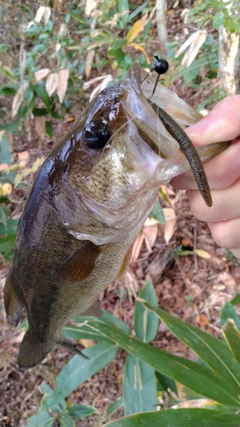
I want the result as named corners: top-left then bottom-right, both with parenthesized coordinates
top-left (145, 55), bottom-right (212, 207)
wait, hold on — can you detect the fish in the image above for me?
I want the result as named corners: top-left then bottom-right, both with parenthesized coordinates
top-left (4, 63), bottom-right (229, 369)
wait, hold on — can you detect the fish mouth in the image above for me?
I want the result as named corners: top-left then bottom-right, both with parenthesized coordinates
top-left (122, 63), bottom-right (229, 183)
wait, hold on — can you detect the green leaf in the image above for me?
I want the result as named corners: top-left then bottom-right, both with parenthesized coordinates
top-left (0, 234), bottom-right (16, 262)
top-left (155, 371), bottom-right (178, 395)
top-left (143, 302), bottom-right (240, 394)
top-left (63, 323), bottom-right (110, 342)
top-left (41, 342), bottom-right (119, 410)
top-left (134, 279), bottom-right (159, 343)
top-left (114, 48), bottom-right (125, 65)
top-left (26, 410), bottom-right (55, 427)
top-left (74, 309), bottom-right (130, 336)
top-left (0, 218), bottom-right (19, 235)
top-left (59, 412), bottom-right (74, 427)
top-left (118, 0), bottom-right (129, 23)
top-left (107, 397), bottom-right (124, 415)
top-left (0, 122), bottom-right (20, 133)
top-left (123, 354), bottom-right (157, 415)
top-left (0, 134), bottom-right (12, 165)
top-left (68, 404), bottom-right (96, 420)
top-left (223, 319), bottom-right (240, 362)
top-left (104, 409), bottom-right (240, 427)
top-left (0, 86), bottom-right (16, 96)
top-left (45, 121), bottom-right (54, 137)
top-left (212, 11), bottom-right (225, 30)
top-left (85, 320), bottom-right (240, 407)
top-left (149, 200), bottom-right (166, 224)
top-left (32, 108), bottom-right (48, 117)
top-left (230, 294), bottom-right (240, 306)
top-left (0, 205), bottom-right (7, 223)
top-left (221, 301), bottom-right (240, 330)
top-left (32, 85), bottom-right (52, 115)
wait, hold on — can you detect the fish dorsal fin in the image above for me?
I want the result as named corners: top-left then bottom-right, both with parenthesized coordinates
top-left (80, 300), bottom-right (103, 317)
top-left (60, 241), bottom-right (106, 282)
top-left (116, 245), bottom-right (133, 282)
top-left (4, 268), bottom-right (25, 326)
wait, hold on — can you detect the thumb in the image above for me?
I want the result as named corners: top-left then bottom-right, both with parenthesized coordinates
top-left (186, 95), bottom-right (240, 145)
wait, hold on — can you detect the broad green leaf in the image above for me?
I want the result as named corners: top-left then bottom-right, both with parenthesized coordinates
top-left (104, 409), bottom-right (240, 427)
top-left (223, 319), bottom-right (240, 362)
top-left (134, 280), bottom-right (158, 342)
top-left (68, 404), bottom-right (96, 419)
top-left (221, 301), bottom-right (240, 330)
top-left (41, 341), bottom-right (119, 410)
top-left (123, 354), bottom-right (157, 415)
top-left (143, 302), bottom-right (240, 393)
top-left (26, 410), bottom-right (54, 427)
top-left (75, 309), bottom-right (130, 336)
top-left (107, 397), bottom-right (124, 415)
top-left (85, 320), bottom-right (240, 407)
top-left (63, 323), bottom-right (111, 342)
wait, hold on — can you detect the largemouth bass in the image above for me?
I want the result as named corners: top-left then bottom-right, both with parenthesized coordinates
top-left (4, 64), bottom-right (228, 369)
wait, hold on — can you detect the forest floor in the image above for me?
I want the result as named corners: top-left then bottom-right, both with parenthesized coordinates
top-left (1, 1), bottom-right (240, 426)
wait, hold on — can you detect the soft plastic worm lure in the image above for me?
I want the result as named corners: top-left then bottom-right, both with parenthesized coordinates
top-left (146, 55), bottom-right (212, 207)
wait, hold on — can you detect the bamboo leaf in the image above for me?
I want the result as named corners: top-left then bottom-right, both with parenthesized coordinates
top-left (223, 319), bottom-right (240, 362)
top-left (41, 342), bottom-right (119, 410)
top-left (221, 301), bottom-right (240, 330)
top-left (134, 279), bottom-right (158, 343)
top-left (104, 409), bottom-right (240, 427)
top-left (85, 320), bottom-right (240, 407)
top-left (123, 354), bottom-right (157, 415)
top-left (143, 302), bottom-right (240, 394)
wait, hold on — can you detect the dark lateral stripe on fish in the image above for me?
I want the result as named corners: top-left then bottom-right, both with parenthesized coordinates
top-left (149, 101), bottom-right (212, 207)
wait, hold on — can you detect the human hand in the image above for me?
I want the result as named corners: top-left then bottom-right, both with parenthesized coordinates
top-left (171, 95), bottom-right (240, 259)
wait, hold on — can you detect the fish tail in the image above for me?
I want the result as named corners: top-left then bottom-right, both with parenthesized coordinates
top-left (18, 332), bottom-right (54, 369)
top-left (59, 339), bottom-right (89, 360)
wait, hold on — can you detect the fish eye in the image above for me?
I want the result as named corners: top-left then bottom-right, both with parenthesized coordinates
top-left (83, 121), bottom-right (111, 149)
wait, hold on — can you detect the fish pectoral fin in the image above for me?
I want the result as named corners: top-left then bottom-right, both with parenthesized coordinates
top-left (81, 300), bottom-right (103, 317)
top-left (60, 241), bottom-right (107, 282)
top-left (59, 339), bottom-right (89, 360)
top-left (4, 268), bottom-right (25, 326)
top-left (18, 332), bottom-right (54, 369)
top-left (116, 245), bottom-right (133, 282)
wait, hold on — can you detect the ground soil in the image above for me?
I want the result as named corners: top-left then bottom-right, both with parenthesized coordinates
top-left (1, 2), bottom-right (240, 427)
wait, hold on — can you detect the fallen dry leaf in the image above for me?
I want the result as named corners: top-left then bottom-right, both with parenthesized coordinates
top-left (11, 82), bottom-right (28, 117)
top-left (46, 72), bottom-right (59, 97)
top-left (194, 249), bottom-right (212, 260)
top-left (57, 69), bottom-right (69, 103)
top-left (34, 68), bottom-right (50, 82)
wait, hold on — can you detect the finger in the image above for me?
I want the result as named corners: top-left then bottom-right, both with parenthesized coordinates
top-left (171, 138), bottom-right (240, 190)
top-left (187, 177), bottom-right (240, 222)
top-left (186, 95), bottom-right (240, 146)
top-left (209, 217), bottom-right (240, 254)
